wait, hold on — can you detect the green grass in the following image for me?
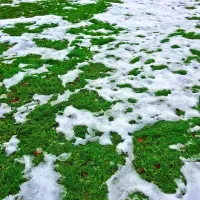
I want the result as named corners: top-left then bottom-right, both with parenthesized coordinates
top-left (141, 48), bottom-right (162, 54)
top-left (0, 104), bottom-right (124, 199)
top-left (186, 16), bottom-right (200, 20)
top-left (117, 84), bottom-right (148, 93)
top-left (192, 85), bottom-right (200, 93)
top-left (128, 98), bottom-right (137, 103)
top-left (91, 37), bottom-right (116, 45)
top-left (133, 118), bottom-right (200, 193)
top-left (191, 49), bottom-right (200, 57)
top-left (34, 39), bottom-right (69, 50)
top-left (155, 89), bottom-right (171, 96)
top-left (151, 65), bottom-right (168, 71)
top-left (169, 29), bottom-right (200, 40)
top-left (1, 0), bottom-right (200, 199)
top-left (171, 45), bottom-right (180, 49)
top-left (0, 42), bottom-right (10, 55)
top-left (67, 19), bottom-right (122, 36)
top-left (185, 6), bottom-right (196, 10)
top-left (68, 89), bottom-right (112, 112)
top-left (184, 49), bottom-right (200, 64)
top-left (129, 68), bottom-right (141, 76)
top-left (0, 0), bottom-right (121, 22)
top-left (65, 62), bottom-right (111, 91)
top-left (160, 38), bottom-right (170, 43)
top-left (117, 83), bottom-right (132, 88)
top-left (67, 46), bottom-right (93, 61)
top-left (144, 59), bottom-right (155, 65)
top-left (130, 56), bottom-right (141, 64)
top-left (173, 70), bottom-right (187, 75)
top-left (3, 23), bottom-right (58, 36)
top-left (132, 87), bottom-right (148, 93)
top-left (127, 192), bottom-right (149, 200)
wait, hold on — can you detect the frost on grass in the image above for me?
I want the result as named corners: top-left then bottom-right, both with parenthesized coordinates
top-left (0, 0), bottom-right (200, 199)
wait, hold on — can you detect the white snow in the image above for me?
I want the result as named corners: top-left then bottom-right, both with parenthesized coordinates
top-left (0, 103), bottom-right (12, 118)
top-left (57, 152), bottom-right (71, 161)
top-left (3, 135), bottom-right (20, 156)
top-left (189, 126), bottom-right (200, 133)
top-left (4, 154), bottom-right (63, 200)
top-left (181, 162), bottom-right (200, 200)
top-left (169, 143), bottom-right (185, 151)
top-left (14, 94), bottom-right (52, 123)
top-left (58, 69), bottom-right (81, 87)
top-left (0, 0), bottom-right (200, 199)
top-left (3, 65), bottom-right (50, 89)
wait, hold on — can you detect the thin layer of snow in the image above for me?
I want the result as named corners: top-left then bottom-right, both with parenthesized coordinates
top-left (3, 135), bottom-right (20, 156)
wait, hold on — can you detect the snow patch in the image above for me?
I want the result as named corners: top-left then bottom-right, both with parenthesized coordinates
top-left (0, 103), bottom-right (12, 118)
top-left (14, 94), bottom-right (52, 123)
top-left (58, 69), bottom-right (81, 87)
top-left (169, 143), bottom-right (185, 151)
top-left (4, 154), bottom-right (64, 200)
top-left (3, 135), bottom-right (20, 156)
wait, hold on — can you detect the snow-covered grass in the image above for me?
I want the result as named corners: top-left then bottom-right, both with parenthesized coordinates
top-left (0, 0), bottom-right (200, 200)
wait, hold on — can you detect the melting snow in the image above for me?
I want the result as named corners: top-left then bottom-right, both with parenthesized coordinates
top-left (3, 135), bottom-right (20, 156)
top-left (0, 0), bottom-right (200, 199)
top-left (3, 154), bottom-right (63, 200)
top-left (169, 143), bottom-right (185, 151)
top-left (14, 94), bottom-right (52, 123)
top-left (58, 69), bottom-right (81, 87)
top-left (0, 103), bottom-right (12, 118)
top-left (3, 65), bottom-right (50, 89)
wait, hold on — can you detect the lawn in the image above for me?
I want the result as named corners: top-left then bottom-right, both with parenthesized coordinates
top-left (0, 0), bottom-right (200, 200)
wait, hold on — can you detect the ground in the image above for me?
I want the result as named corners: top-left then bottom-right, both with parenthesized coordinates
top-left (0, 0), bottom-right (200, 200)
